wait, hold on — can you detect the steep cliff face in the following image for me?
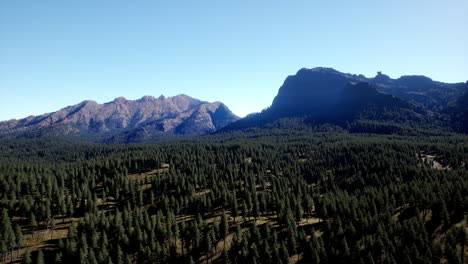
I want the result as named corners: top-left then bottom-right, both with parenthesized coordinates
top-left (222, 67), bottom-right (459, 132)
top-left (269, 67), bottom-right (366, 118)
top-left (269, 67), bottom-right (467, 116)
top-left (0, 95), bottom-right (239, 142)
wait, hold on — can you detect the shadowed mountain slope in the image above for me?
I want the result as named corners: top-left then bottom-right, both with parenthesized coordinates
top-left (222, 67), bottom-right (462, 133)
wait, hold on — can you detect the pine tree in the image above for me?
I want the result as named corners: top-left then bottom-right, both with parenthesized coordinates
top-left (341, 237), bottom-right (350, 257)
top-left (223, 247), bottom-right (230, 264)
top-left (220, 212), bottom-right (229, 250)
top-left (54, 252), bottom-right (63, 264)
top-left (1, 209), bottom-right (16, 262)
top-left (1, 241), bottom-right (6, 264)
top-left (116, 245), bottom-right (124, 264)
top-left (242, 201), bottom-right (248, 221)
top-left (15, 225), bottom-right (23, 259)
top-left (23, 250), bottom-right (32, 264)
top-left (272, 244), bottom-right (281, 264)
top-left (280, 241), bottom-right (290, 264)
top-left (232, 199), bottom-right (238, 221)
top-left (311, 248), bottom-right (320, 264)
top-left (88, 249), bottom-right (98, 264)
top-left (205, 229), bottom-right (214, 264)
top-left (35, 250), bottom-right (44, 264)
top-left (30, 213), bottom-right (38, 235)
top-left (79, 246), bottom-right (88, 264)
top-left (194, 225), bottom-right (201, 249)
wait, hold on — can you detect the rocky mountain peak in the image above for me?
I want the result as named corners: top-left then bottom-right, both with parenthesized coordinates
top-left (113, 97), bottom-right (127, 104)
top-left (140, 96), bottom-right (156, 102)
top-left (373, 71), bottom-right (390, 83)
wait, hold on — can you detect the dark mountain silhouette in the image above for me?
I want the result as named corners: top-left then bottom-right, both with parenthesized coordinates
top-left (0, 94), bottom-right (239, 142)
top-left (334, 82), bottom-right (430, 122)
top-left (445, 86), bottom-right (468, 133)
top-left (269, 68), bottom-right (364, 118)
top-left (222, 67), bottom-right (458, 133)
top-left (269, 67), bottom-right (467, 116)
top-left (370, 72), bottom-right (468, 112)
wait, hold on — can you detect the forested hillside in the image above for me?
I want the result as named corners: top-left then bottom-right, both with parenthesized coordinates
top-left (0, 128), bottom-right (466, 264)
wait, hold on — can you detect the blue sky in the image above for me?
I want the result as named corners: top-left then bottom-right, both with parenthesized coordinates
top-left (1, 0), bottom-right (467, 120)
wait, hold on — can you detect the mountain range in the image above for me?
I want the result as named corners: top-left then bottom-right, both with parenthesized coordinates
top-left (1, 67), bottom-right (467, 142)
top-left (223, 67), bottom-right (467, 133)
top-left (0, 94), bottom-right (239, 143)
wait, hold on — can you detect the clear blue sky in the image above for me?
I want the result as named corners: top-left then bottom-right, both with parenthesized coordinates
top-left (1, 0), bottom-right (467, 121)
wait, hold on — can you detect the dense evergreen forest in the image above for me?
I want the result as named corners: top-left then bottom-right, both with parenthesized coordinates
top-left (0, 127), bottom-right (467, 264)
